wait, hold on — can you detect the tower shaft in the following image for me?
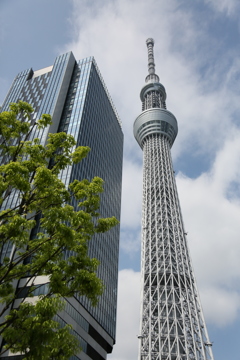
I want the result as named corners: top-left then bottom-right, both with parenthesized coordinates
top-left (134, 39), bottom-right (214, 360)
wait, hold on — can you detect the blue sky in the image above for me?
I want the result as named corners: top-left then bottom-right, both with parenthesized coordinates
top-left (1, 0), bottom-right (240, 359)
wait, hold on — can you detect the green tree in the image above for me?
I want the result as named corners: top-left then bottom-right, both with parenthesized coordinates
top-left (0, 101), bottom-right (118, 359)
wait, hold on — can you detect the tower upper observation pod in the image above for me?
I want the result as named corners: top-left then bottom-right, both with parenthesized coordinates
top-left (134, 38), bottom-right (178, 149)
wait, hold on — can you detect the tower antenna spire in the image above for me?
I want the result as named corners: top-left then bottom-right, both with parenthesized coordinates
top-left (145, 38), bottom-right (159, 83)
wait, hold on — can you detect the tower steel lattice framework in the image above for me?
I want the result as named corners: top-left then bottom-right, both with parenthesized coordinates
top-left (133, 39), bottom-right (214, 360)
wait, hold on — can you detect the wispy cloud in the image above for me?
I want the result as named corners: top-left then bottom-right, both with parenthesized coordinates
top-left (177, 132), bottom-right (240, 326)
top-left (109, 269), bottom-right (141, 360)
top-left (204, 0), bottom-right (240, 16)
top-left (64, 0), bottom-right (240, 358)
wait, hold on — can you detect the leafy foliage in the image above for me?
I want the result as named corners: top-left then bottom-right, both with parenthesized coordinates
top-left (0, 101), bottom-right (119, 359)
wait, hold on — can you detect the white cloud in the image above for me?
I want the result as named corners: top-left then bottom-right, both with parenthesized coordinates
top-left (120, 158), bottom-right (142, 229)
top-left (67, 0), bottom-right (240, 319)
top-left (211, 129), bottom-right (240, 196)
top-left (120, 228), bottom-right (141, 256)
top-left (119, 158), bottom-right (142, 257)
top-left (64, 0), bottom-right (240, 165)
top-left (64, 0), bottom-right (240, 357)
top-left (200, 287), bottom-right (240, 327)
top-left (177, 132), bottom-right (240, 280)
top-left (176, 131), bottom-right (240, 325)
top-left (204, 0), bottom-right (240, 16)
top-left (108, 269), bottom-right (140, 360)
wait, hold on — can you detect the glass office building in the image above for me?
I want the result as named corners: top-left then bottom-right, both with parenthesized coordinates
top-left (0, 52), bottom-right (123, 360)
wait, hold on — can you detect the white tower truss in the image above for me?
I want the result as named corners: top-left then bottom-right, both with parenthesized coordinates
top-left (133, 38), bottom-right (214, 360)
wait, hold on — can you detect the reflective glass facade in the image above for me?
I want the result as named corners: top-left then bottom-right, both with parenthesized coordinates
top-left (0, 52), bottom-right (123, 360)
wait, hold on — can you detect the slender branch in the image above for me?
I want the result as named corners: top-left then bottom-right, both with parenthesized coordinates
top-left (0, 240), bottom-right (66, 319)
top-left (0, 342), bottom-right (12, 356)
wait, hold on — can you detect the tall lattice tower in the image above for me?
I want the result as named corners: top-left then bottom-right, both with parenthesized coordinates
top-left (133, 38), bottom-right (214, 360)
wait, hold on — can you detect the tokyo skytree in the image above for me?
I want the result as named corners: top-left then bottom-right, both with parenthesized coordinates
top-left (133, 39), bottom-right (214, 360)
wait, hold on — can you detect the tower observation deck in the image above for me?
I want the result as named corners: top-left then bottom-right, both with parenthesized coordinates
top-left (134, 39), bottom-right (214, 360)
